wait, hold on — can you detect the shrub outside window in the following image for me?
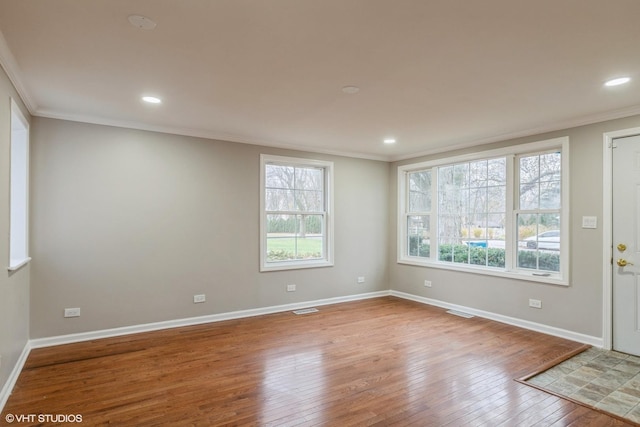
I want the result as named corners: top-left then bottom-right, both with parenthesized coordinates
top-left (260, 155), bottom-right (334, 271)
top-left (398, 137), bottom-right (569, 285)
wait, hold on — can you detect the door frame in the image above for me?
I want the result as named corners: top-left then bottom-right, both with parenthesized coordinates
top-left (602, 126), bottom-right (640, 351)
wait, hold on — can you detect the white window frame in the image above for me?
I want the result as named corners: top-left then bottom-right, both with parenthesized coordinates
top-left (397, 137), bottom-right (569, 285)
top-left (260, 154), bottom-right (334, 272)
top-left (8, 98), bottom-right (31, 271)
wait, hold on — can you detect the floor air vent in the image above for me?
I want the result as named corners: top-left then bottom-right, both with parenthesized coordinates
top-left (446, 309), bottom-right (474, 318)
top-left (292, 308), bottom-right (319, 315)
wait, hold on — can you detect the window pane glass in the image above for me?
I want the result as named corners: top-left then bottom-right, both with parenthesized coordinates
top-left (454, 163), bottom-right (469, 188)
top-left (9, 105), bottom-right (29, 267)
top-left (488, 158), bottom-right (506, 185)
top-left (488, 185), bottom-right (506, 212)
top-left (519, 155), bottom-right (540, 186)
top-left (517, 213), bottom-right (560, 272)
top-left (408, 170), bottom-right (431, 212)
top-left (266, 214), bottom-right (324, 262)
top-left (296, 189), bottom-right (323, 212)
top-left (295, 167), bottom-right (323, 191)
top-left (265, 189), bottom-right (294, 211)
top-left (438, 158), bottom-right (507, 268)
top-left (265, 164), bottom-right (294, 189)
top-left (540, 181), bottom-right (561, 209)
top-left (408, 215), bottom-right (430, 258)
top-left (266, 164), bottom-right (325, 213)
top-left (469, 160), bottom-right (487, 188)
top-left (540, 152), bottom-right (561, 182)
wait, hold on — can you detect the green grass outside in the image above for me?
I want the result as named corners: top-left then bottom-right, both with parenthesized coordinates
top-left (267, 237), bottom-right (323, 253)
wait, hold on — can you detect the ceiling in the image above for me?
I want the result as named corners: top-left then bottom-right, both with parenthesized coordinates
top-left (0, 0), bottom-right (639, 161)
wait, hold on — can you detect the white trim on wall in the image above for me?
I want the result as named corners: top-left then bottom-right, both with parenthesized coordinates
top-left (30, 291), bottom-right (388, 349)
top-left (0, 342), bottom-right (31, 413)
top-left (602, 126), bottom-right (640, 351)
top-left (2, 290), bottom-right (605, 412)
top-left (391, 290), bottom-right (602, 347)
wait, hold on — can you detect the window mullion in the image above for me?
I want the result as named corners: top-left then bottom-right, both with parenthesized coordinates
top-left (505, 154), bottom-right (515, 271)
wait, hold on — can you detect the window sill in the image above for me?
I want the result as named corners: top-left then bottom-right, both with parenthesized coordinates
top-left (397, 257), bottom-right (568, 286)
top-left (8, 257), bottom-right (31, 272)
top-left (261, 260), bottom-right (333, 272)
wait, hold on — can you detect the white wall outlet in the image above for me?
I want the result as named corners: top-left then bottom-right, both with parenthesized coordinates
top-left (193, 294), bottom-right (206, 303)
top-left (64, 307), bottom-right (81, 318)
top-left (357, 276), bottom-right (365, 283)
top-left (287, 284), bottom-right (296, 292)
top-left (424, 280), bottom-right (432, 287)
top-left (529, 299), bottom-right (542, 309)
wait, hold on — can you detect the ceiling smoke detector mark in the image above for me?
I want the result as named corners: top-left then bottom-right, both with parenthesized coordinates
top-left (128, 15), bottom-right (157, 30)
top-left (341, 85), bottom-right (360, 95)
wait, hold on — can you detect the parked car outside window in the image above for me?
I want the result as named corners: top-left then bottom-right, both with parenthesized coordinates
top-left (524, 230), bottom-right (560, 250)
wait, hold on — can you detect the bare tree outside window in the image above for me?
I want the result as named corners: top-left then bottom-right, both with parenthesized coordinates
top-left (437, 158), bottom-right (506, 268)
top-left (517, 151), bottom-right (562, 272)
top-left (264, 163), bottom-right (325, 262)
top-left (399, 138), bottom-right (567, 282)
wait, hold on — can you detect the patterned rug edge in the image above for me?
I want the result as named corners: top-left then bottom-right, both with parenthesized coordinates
top-left (515, 344), bottom-right (640, 426)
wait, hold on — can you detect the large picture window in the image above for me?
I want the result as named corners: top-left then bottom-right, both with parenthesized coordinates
top-left (398, 137), bottom-right (569, 284)
top-left (260, 155), bottom-right (334, 271)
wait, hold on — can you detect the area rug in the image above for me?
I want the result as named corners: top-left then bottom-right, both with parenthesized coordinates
top-left (518, 346), bottom-right (640, 425)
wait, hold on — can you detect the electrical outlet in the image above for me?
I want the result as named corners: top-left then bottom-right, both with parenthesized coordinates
top-left (357, 276), bottom-right (365, 283)
top-left (193, 294), bottom-right (206, 303)
top-left (529, 299), bottom-right (542, 309)
top-left (424, 280), bottom-right (432, 287)
top-left (64, 307), bottom-right (81, 318)
top-left (287, 284), bottom-right (296, 292)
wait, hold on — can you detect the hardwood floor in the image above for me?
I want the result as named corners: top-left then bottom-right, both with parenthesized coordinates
top-left (2, 297), bottom-right (632, 426)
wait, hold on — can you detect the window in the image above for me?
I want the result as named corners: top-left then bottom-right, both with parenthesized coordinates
top-left (260, 155), bottom-right (333, 271)
top-left (8, 99), bottom-right (30, 271)
top-left (398, 137), bottom-right (569, 285)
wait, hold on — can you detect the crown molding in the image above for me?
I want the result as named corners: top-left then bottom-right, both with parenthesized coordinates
top-left (0, 29), bottom-right (37, 114)
top-left (33, 108), bottom-right (391, 162)
top-left (389, 104), bottom-right (640, 162)
top-left (3, 21), bottom-right (639, 163)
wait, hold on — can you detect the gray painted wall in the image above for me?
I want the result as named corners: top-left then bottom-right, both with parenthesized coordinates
top-left (389, 114), bottom-right (640, 338)
top-left (4, 77), bottom-right (640, 398)
top-left (0, 65), bottom-right (30, 394)
top-left (29, 118), bottom-right (390, 338)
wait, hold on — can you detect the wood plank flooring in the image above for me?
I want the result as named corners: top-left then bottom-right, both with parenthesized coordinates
top-left (2, 297), bottom-right (632, 426)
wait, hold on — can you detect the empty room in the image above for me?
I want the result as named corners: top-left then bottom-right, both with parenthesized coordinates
top-left (1, 1), bottom-right (640, 425)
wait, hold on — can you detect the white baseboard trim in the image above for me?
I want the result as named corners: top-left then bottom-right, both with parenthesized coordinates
top-left (390, 290), bottom-right (603, 348)
top-left (30, 291), bottom-right (391, 349)
top-left (5, 289), bottom-right (601, 413)
top-left (0, 341), bottom-right (31, 413)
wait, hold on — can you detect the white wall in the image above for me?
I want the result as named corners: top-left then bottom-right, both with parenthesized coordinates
top-left (0, 65), bottom-right (30, 398)
top-left (29, 118), bottom-right (390, 338)
top-left (389, 114), bottom-right (640, 338)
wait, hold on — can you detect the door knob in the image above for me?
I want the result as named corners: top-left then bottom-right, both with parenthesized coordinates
top-left (617, 258), bottom-right (634, 267)
top-left (618, 243), bottom-right (627, 252)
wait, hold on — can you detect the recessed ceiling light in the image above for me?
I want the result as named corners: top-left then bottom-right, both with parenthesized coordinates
top-left (128, 15), bottom-right (157, 30)
top-left (142, 96), bottom-right (162, 104)
top-left (383, 138), bottom-right (396, 144)
top-left (604, 77), bottom-right (631, 87)
top-left (341, 85), bottom-right (360, 95)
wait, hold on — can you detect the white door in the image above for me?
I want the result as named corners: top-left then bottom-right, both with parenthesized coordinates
top-left (613, 134), bottom-right (640, 356)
